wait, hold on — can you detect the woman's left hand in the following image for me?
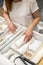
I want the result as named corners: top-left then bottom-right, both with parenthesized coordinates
top-left (23, 28), bottom-right (33, 43)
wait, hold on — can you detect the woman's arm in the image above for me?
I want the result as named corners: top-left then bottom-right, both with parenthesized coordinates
top-left (3, 10), bottom-right (16, 32)
top-left (28, 10), bottom-right (40, 31)
top-left (24, 10), bottom-right (40, 42)
top-left (3, 10), bottom-right (11, 25)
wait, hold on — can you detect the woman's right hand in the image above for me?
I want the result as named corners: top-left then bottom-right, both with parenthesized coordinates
top-left (8, 22), bottom-right (17, 32)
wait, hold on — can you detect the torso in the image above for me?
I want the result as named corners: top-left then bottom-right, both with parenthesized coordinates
top-left (9, 0), bottom-right (33, 27)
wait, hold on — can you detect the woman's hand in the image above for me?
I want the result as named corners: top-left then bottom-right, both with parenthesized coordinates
top-left (23, 28), bottom-right (33, 43)
top-left (8, 22), bottom-right (17, 32)
top-left (3, 11), bottom-right (17, 32)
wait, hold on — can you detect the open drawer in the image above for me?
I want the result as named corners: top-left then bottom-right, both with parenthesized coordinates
top-left (0, 25), bottom-right (43, 65)
top-left (1, 31), bottom-right (43, 65)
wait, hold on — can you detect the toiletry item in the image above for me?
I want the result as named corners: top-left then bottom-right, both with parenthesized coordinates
top-left (17, 43), bottom-right (29, 54)
top-left (10, 53), bottom-right (20, 62)
top-left (3, 49), bottom-right (14, 59)
top-left (0, 16), bottom-right (5, 23)
top-left (29, 39), bottom-right (42, 52)
top-left (0, 31), bottom-right (4, 35)
top-left (15, 35), bottom-right (25, 48)
top-left (0, 30), bottom-right (4, 35)
top-left (14, 57), bottom-right (25, 65)
top-left (2, 24), bottom-right (7, 30)
top-left (10, 35), bottom-right (25, 51)
top-left (14, 55), bottom-right (36, 65)
top-left (23, 51), bottom-right (32, 59)
top-left (39, 29), bottom-right (43, 34)
top-left (31, 48), bottom-right (43, 64)
top-left (0, 54), bottom-right (14, 65)
top-left (0, 37), bottom-right (3, 42)
top-left (17, 37), bottom-right (35, 54)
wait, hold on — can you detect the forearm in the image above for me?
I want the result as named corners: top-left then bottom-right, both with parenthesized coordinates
top-left (3, 10), bottom-right (11, 25)
top-left (28, 17), bottom-right (40, 31)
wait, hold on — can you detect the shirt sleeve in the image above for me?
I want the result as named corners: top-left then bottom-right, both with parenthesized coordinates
top-left (3, 0), bottom-right (7, 11)
top-left (30, 0), bottom-right (39, 13)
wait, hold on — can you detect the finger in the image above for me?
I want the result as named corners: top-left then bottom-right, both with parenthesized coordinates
top-left (12, 29), bottom-right (16, 32)
top-left (24, 35), bottom-right (27, 41)
top-left (13, 24), bottom-right (17, 29)
top-left (10, 28), bottom-right (15, 33)
top-left (25, 36), bottom-right (29, 43)
top-left (25, 34), bottom-right (32, 43)
top-left (28, 34), bottom-right (32, 41)
top-left (9, 28), bottom-right (11, 32)
top-left (24, 35), bottom-right (29, 43)
top-left (11, 30), bottom-right (14, 33)
top-left (8, 28), bottom-right (10, 32)
top-left (23, 31), bottom-right (26, 35)
top-left (12, 27), bottom-right (16, 32)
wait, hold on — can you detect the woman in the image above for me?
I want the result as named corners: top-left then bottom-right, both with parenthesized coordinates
top-left (3, 0), bottom-right (40, 42)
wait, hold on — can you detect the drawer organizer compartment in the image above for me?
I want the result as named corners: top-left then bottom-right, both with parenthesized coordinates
top-left (34, 21), bottom-right (43, 38)
top-left (0, 18), bottom-right (24, 51)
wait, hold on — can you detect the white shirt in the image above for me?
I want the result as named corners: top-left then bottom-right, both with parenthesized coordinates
top-left (3, 0), bottom-right (39, 27)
